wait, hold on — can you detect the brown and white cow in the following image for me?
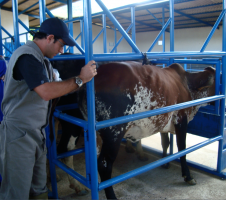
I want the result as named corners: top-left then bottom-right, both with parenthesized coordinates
top-left (78, 61), bottom-right (215, 199)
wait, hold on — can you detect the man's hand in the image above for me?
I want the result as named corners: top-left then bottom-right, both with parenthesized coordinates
top-left (79, 60), bottom-right (97, 84)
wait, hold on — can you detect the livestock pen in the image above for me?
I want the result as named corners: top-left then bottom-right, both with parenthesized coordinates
top-left (1, 0), bottom-right (226, 199)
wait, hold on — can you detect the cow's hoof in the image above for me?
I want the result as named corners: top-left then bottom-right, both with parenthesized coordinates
top-left (125, 146), bottom-right (135, 153)
top-left (137, 155), bottom-right (148, 161)
top-left (161, 163), bottom-right (170, 169)
top-left (184, 177), bottom-right (197, 185)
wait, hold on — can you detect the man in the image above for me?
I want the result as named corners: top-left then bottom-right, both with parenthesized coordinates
top-left (0, 17), bottom-right (97, 199)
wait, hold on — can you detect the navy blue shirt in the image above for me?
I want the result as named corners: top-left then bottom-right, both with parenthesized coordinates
top-left (13, 54), bottom-right (49, 90)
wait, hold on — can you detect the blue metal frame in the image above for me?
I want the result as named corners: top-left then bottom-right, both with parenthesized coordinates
top-left (1, 0), bottom-right (226, 199)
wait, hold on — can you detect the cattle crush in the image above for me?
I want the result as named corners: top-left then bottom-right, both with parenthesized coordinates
top-left (1, 0), bottom-right (226, 199)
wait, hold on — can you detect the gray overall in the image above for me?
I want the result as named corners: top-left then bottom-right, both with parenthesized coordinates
top-left (0, 41), bottom-right (53, 199)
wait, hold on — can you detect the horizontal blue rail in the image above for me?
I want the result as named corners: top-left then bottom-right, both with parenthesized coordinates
top-left (141, 144), bottom-right (226, 179)
top-left (57, 147), bottom-right (85, 159)
top-left (50, 51), bottom-right (226, 62)
top-left (99, 135), bottom-right (222, 191)
top-left (96, 95), bottom-right (224, 130)
top-left (54, 110), bottom-right (87, 129)
top-left (53, 160), bottom-right (89, 188)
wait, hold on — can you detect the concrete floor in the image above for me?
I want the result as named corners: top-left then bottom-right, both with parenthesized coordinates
top-left (48, 133), bottom-right (226, 199)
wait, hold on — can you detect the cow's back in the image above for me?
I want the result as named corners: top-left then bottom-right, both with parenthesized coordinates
top-left (79, 61), bottom-right (193, 142)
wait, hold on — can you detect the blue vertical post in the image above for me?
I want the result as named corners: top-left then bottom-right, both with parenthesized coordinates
top-left (169, 0), bottom-right (174, 53)
top-left (114, 27), bottom-right (117, 53)
top-left (217, 0), bottom-right (226, 172)
top-left (0, 8), bottom-right (3, 55)
top-left (12, 0), bottom-right (20, 49)
top-left (169, 0), bottom-right (174, 154)
top-left (68, 0), bottom-right (74, 53)
top-left (83, 0), bottom-right (99, 199)
top-left (162, 7), bottom-right (165, 67)
top-left (131, 6), bottom-right (136, 53)
top-left (46, 119), bottom-right (59, 199)
top-left (39, 0), bottom-right (46, 24)
top-left (102, 14), bottom-right (107, 53)
top-left (80, 19), bottom-right (84, 49)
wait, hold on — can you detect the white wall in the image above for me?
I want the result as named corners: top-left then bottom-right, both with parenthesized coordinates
top-left (1, 10), bottom-right (29, 43)
top-left (72, 23), bottom-right (223, 54)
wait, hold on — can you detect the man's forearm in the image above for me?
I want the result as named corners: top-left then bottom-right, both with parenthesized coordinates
top-left (34, 77), bottom-right (80, 101)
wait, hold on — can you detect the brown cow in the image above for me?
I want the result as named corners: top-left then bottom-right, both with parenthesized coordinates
top-left (78, 61), bottom-right (215, 199)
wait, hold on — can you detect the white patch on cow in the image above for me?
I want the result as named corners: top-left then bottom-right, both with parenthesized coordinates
top-left (102, 159), bottom-right (107, 167)
top-left (127, 92), bottom-right (132, 100)
top-left (96, 97), bottom-right (112, 120)
top-left (124, 83), bottom-right (172, 142)
top-left (124, 84), bottom-right (157, 116)
top-left (67, 136), bottom-right (77, 151)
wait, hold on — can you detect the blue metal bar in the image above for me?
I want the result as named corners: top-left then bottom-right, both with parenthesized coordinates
top-left (200, 9), bottom-right (226, 52)
top-left (19, 2), bottom-right (39, 15)
top-left (99, 135), bottom-right (222, 190)
top-left (96, 95), bottom-right (224, 130)
top-left (174, 9), bottom-right (214, 28)
top-left (141, 144), bottom-right (226, 178)
top-left (1, 26), bottom-right (13, 39)
top-left (103, 14), bottom-right (107, 53)
top-left (217, 0), bottom-right (226, 173)
top-left (162, 7), bottom-right (165, 53)
top-left (26, 13), bottom-right (40, 19)
top-left (0, 9), bottom-right (2, 55)
top-left (2, 44), bottom-right (12, 54)
top-left (95, 0), bottom-right (141, 53)
top-left (110, 23), bottom-right (133, 53)
top-left (18, 19), bottom-right (30, 33)
top-left (146, 9), bottom-right (162, 25)
top-left (84, 0), bottom-right (99, 199)
top-left (93, 29), bottom-right (104, 44)
top-left (53, 110), bottom-right (87, 129)
top-left (169, 0), bottom-right (174, 52)
top-left (148, 18), bottom-right (171, 52)
top-left (53, 160), bottom-right (89, 187)
top-left (12, 0), bottom-right (20, 49)
top-left (75, 32), bottom-right (82, 41)
top-left (114, 27), bottom-right (117, 53)
top-left (68, 0), bottom-right (73, 53)
top-left (131, 7), bottom-right (136, 53)
top-left (45, 7), bottom-right (54, 18)
top-left (80, 20), bottom-right (84, 49)
top-left (57, 147), bottom-right (85, 159)
top-left (50, 51), bottom-right (226, 62)
top-left (39, 0), bottom-right (46, 24)
top-left (46, 119), bottom-right (59, 199)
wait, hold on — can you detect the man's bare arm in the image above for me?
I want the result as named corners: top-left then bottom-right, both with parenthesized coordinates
top-left (34, 60), bottom-right (97, 101)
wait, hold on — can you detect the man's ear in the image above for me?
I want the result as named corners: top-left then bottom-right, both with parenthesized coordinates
top-left (46, 34), bottom-right (54, 43)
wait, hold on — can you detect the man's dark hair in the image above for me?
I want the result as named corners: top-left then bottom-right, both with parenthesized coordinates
top-left (33, 32), bottom-right (60, 43)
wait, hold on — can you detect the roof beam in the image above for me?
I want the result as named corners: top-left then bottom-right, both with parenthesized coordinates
top-left (163, 6), bottom-right (214, 28)
top-left (0, 0), bottom-right (9, 7)
top-left (52, 0), bottom-right (67, 4)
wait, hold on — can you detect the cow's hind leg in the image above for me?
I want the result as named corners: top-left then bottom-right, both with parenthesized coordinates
top-left (98, 138), bottom-right (122, 199)
top-left (175, 117), bottom-right (196, 185)
top-left (160, 132), bottom-right (170, 169)
top-left (136, 140), bottom-right (148, 161)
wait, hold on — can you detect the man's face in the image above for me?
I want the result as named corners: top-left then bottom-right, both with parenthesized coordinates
top-left (45, 35), bottom-right (65, 58)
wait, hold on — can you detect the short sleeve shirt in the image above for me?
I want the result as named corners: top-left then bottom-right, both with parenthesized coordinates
top-left (13, 54), bottom-right (50, 90)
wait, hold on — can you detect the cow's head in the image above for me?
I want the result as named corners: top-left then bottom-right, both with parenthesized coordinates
top-left (186, 66), bottom-right (216, 99)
